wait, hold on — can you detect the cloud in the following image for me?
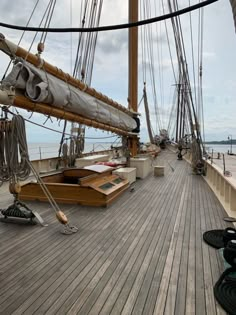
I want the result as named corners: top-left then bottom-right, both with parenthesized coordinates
top-left (97, 31), bottom-right (128, 54)
top-left (0, 0), bottom-right (235, 144)
top-left (203, 51), bottom-right (217, 60)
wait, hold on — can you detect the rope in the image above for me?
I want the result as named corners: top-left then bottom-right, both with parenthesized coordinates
top-left (7, 112), bottom-right (117, 139)
top-left (39, 0), bottom-right (57, 45)
top-left (188, 0), bottom-right (198, 110)
top-left (203, 229), bottom-right (225, 249)
top-left (1, 0), bottom-right (41, 81)
top-left (214, 267), bottom-right (236, 315)
top-left (25, 159), bottom-right (64, 216)
top-left (0, 0), bottom-right (219, 33)
top-left (140, 0), bottom-right (163, 134)
top-left (0, 114), bottom-right (30, 182)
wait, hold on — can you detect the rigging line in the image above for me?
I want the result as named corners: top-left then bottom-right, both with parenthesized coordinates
top-left (157, 0), bottom-right (165, 128)
top-left (9, 0), bottom-right (60, 91)
top-left (170, 0), bottom-right (198, 137)
top-left (43, 0), bottom-right (57, 43)
top-left (138, 95), bottom-right (144, 108)
top-left (141, 0), bottom-right (148, 83)
top-left (140, 1), bottom-right (146, 83)
top-left (148, 1), bottom-right (163, 131)
top-left (188, 0), bottom-right (198, 110)
top-left (40, 0), bottom-right (55, 44)
top-left (18, 0), bottom-right (41, 44)
top-left (199, 6), bottom-right (206, 144)
top-left (85, 0), bottom-right (103, 85)
top-left (24, 0), bottom-right (56, 58)
top-left (1, 0), bottom-right (41, 81)
top-left (173, 0), bottom-right (189, 67)
top-left (142, 0), bottom-right (162, 133)
top-left (174, 0), bottom-right (198, 113)
top-left (166, 0), bottom-right (182, 72)
top-left (58, 120), bottom-right (67, 158)
top-left (147, 0), bottom-right (160, 133)
top-left (166, 84), bottom-right (176, 134)
top-left (2, 109), bottom-right (117, 139)
top-left (0, 0), bottom-right (219, 33)
top-left (167, 86), bottom-right (176, 133)
top-left (82, 0), bottom-right (97, 81)
top-left (73, 0), bottom-right (89, 78)
top-left (182, 68), bottom-right (203, 146)
top-left (86, 1), bottom-right (99, 84)
top-left (162, 12), bottom-right (177, 84)
top-left (155, 0), bottom-right (165, 131)
top-left (197, 0), bottom-right (201, 119)
top-left (70, 0), bottom-right (73, 75)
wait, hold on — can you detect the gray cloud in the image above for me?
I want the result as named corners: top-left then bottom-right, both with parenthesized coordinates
top-left (0, 0), bottom-right (235, 143)
top-left (97, 31), bottom-right (128, 54)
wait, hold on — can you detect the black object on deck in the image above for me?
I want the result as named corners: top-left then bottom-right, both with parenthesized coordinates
top-left (203, 229), bottom-right (225, 249)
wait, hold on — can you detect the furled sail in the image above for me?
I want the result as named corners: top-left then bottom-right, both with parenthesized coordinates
top-left (0, 34), bottom-right (138, 135)
top-left (230, 0), bottom-right (236, 31)
top-left (1, 61), bottom-right (137, 132)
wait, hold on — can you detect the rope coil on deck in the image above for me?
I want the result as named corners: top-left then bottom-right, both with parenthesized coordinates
top-left (203, 229), bottom-right (225, 249)
top-left (214, 240), bottom-right (236, 315)
top-left (214, 267), bottom-right (236, 315)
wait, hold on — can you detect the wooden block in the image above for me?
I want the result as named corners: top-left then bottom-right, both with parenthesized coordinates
top-left (154, 166), bottom-right (165, 176)
top-left (130, 157), bottom-right (151, 179)
top-left (113, 167), bottom-right (136, 184)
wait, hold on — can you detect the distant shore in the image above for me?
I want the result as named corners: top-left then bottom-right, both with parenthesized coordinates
top-left (204, 140), bottom-right (236, 145)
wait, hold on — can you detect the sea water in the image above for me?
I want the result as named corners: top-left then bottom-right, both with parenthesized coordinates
top-left (28, 142), bottom-right (235, 160)
top-left (205, 144), bottom-right (236, 155)
top-left (28, 142), bottom-right (118, 160)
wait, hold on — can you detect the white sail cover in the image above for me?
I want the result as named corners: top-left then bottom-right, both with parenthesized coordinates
top-left (230, 0), bottom-right (236, 31)
top-left (2, 61), bottom-right (137, 131)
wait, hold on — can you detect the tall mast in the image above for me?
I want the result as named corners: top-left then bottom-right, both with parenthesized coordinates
top-left (128, 0), bottom-right (138, 156)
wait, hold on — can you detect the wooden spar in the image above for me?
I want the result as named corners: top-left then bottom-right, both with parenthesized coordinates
top-left (143, 85), bottom-right (154, 144)
top-left (0, 34), bottom-right (131, 116)
top-left (129, 0), bottom-right (138, 113)
top-left (13, 95), bottom-right (132, 137)
top-left (128, 0), bottom-right (138, 156)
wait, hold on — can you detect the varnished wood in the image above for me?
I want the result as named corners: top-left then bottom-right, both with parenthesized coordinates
top-left (128, 0), bottom-right (138, 156)
top-left (0, 36), bottom-right (131, 116)
top-left (19, 170), bottom-right (129, 206)
top-left (13, 96), bottom-right (131, 136)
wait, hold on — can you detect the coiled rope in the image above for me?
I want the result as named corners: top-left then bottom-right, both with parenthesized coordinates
top-left (0, 114), bottom-right (30, 182)
top-left (0, 111), bottom-right (77, 233)
top-left (214, 267), bottom-right (236, 315)
top-left (214, 240), bottom-right (236, 315)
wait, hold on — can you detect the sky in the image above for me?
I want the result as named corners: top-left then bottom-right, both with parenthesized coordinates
top-left (0, 0), bottom-right (235, 143)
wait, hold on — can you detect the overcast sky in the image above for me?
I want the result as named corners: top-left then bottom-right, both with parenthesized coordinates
top-left (0, 0), bottom-right (235, 144)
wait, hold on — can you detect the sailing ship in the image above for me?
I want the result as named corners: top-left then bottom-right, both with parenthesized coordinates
top-left (0, 0), bottom-right (236, 314)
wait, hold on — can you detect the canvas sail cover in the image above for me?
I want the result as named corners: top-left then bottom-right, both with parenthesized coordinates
top-left (230, 0), bottom-right (236, 31)
top-left (2, 61), bottom-right (137, 131)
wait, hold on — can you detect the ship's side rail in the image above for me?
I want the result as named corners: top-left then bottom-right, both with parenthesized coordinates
top-left (204, 159), bottom-right (236, 219)
top-left (30, 149), bottom-right (116, 174)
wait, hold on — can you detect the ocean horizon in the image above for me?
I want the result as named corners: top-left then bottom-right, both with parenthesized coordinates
top-left (28, 142), bottom-right (119, 160)
top-left (27, 142), bottom-right (236, 161)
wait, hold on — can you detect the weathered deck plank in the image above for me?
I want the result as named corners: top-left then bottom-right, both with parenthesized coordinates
top-left (0, 151), bottom-right (231, 315)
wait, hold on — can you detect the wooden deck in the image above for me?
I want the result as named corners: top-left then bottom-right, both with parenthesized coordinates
top-left (0, 150), bottom-right (232, 315)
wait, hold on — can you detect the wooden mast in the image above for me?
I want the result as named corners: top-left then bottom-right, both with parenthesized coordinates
top-left (128, 0), bottom-right (138, 156)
